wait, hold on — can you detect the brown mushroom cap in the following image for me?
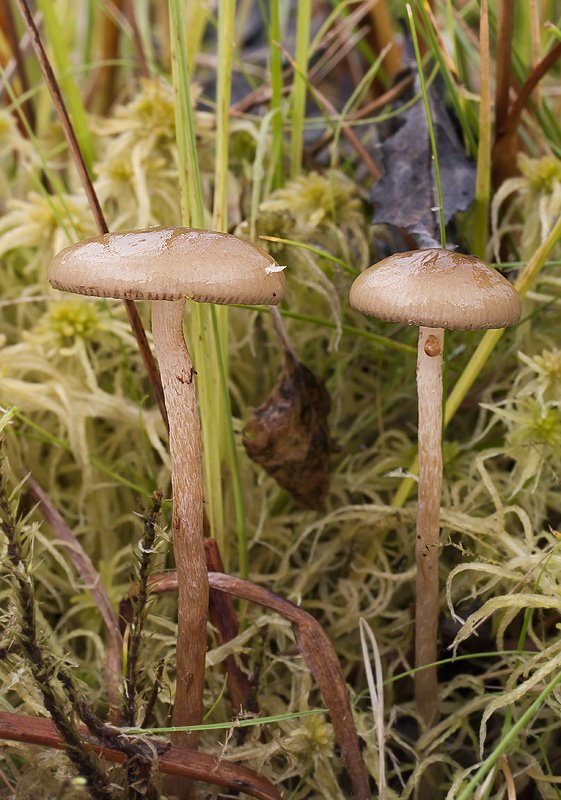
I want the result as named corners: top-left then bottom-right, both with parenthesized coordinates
top-left (48, 227), bottom-right (286, 305)
top-left (350, 248), bottom-right (521, 330)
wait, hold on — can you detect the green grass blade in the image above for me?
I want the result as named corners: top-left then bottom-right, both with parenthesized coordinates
top-left (168, 0), bottom-right (205, 228)
top-left (455, 668), bottom-right (561, 800)
top-left (414, 0), bottom-right (477, 157)
top-left (35, 0), bottom-right (96, 171)
top-left (269, 0), bottom-right (285, 190)
top-left (290, 0), bottom-right (311, 178)
top-left (407, 4), bottom-right (446, 248)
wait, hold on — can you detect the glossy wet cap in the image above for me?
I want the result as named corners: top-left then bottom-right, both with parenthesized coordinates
top-left (350, 248), bottom-right (521, 330)
top-left (48, 227), bottom-right (287, 305)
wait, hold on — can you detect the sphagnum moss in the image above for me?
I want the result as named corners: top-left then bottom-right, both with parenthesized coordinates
top-left (4, 5), bottom-right (561, 797)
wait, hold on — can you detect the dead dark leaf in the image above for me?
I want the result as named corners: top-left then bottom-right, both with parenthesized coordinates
top-left (242, 352), bottom-right (333, 509)
top-left (370, 71), bottom-right (476, 248)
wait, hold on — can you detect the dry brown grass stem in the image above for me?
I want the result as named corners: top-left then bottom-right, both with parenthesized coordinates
top-left (13, 0), bottom-right (169, 431)
top-left (23, 471), bottom-right (123, 723)
top-left (494, 0), bottom-right (515, 137)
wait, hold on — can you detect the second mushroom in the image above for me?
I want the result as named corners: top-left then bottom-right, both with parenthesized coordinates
top-left (350, 248), bottom-right (521, 729)
top-left (48, 226), bottom-right (286, 750)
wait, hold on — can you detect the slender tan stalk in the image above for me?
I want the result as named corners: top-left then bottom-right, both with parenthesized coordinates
top-left (414, 326), bottom-right (444, 730)
top-left (150, 299), bottom-right (207, 751)
top-left (494, 0), bottom-right (515, 137)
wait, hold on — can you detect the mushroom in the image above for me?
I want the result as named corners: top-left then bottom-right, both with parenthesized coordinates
top-left (48, 226), bottom-right (286, 749)
top-left (349, 248), bottom-right (521, 729)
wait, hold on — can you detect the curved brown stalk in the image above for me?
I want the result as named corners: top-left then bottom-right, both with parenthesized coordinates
top-left (0, 712), bottom-right (282, 800)
top-left (123, 570), bottom-right (371, 800)
top-left (208, 573), bottom-right (371, 800)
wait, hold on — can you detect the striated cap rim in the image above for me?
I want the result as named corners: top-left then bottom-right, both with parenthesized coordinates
top-left (349, 248), bottom-right (521, 330)
top-left (48, 227), bottom-right (287, 306)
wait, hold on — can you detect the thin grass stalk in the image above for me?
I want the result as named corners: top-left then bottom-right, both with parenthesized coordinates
top-left (250, 109), bottom-right (279, 242)
top-left (455, 667), bottom-right (561, 800)
top-left (168, 0), bottom-right (205, 226)
top-left (309, 0), bottom-right (369, 59)
top-left (394, 212), bottom-right (561, 506)
top-left (444, 0), bottom-right (460, 79)
top-left (212, 0), bottom-right (234, 379)
top-left (329, 47), bottom-right (387, 174)
top-left (488, 538), bottom-right (561, 798)
top-left (414, 0), bottom-right (477, 157)
top-left (210, 311), bottom-right (249, 580)
top-left (269, 0), bottom-right (284, 190)
top-left (290, 0), bottom-right (311, 178)
top-left (407, 4), bottom-right (446, 249)
top-left (123, 0), bottom-right (150, 79)
top-left (1, 0), bottom-right (35, 130)
top-left (169, 0), bottom-right (225, 553)
top-left (212, 0), bottom-right (235, 234)
top-left (280, 45), bottom-right (380, 179)
top-left (473, 0), bottom-right (491, 260)
top-left (240, 306), bottom-right (417, 354)
top-left (529, 0), bottom-right (541, 112)
top-left (259, 235), bottom-right (358, 276)
top-left (35, 0), bottom-right (96, 170)
top-left (211, 0), bottom-right (250, 573)
top-left (185, 1), bottom-right (209, 75)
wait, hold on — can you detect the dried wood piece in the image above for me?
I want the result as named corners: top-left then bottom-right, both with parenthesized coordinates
top-left (243, 351), bottom-right (333, 510)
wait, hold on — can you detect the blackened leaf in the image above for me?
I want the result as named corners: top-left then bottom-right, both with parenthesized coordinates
top-left (242, 353), bottom-right (333, 510)
top-left (370, 72), bottom-right (476, 248)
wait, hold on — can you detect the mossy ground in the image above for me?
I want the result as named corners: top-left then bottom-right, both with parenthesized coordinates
top-left (2, 3), bottom-right (561, 799)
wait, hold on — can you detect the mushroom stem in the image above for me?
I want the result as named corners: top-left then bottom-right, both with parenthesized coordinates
top-left (415, 325), bottom-right (444, 730)
top-left (151, 299), bottom-right (207, 751)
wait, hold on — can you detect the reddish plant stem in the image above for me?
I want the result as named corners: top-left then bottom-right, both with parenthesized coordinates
top-left (0, 712), bottom-right (282, 800)
top-left (1, 0), bottom-right (35, 130)
top-left (122, 570), bottom-right (370, 800)
top-left (494, 0), bottom-right (515, 137)
top-left (204, 539), bottom-right (253, 713)
top-left (13, 0), bottom-right (168, 430)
